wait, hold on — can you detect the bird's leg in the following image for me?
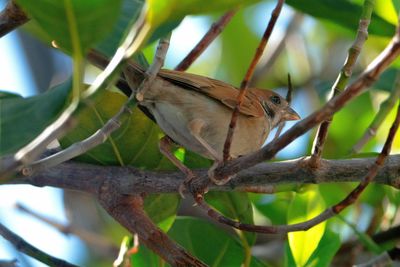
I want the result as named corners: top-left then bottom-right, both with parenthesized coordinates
top-left (159, 135), bottom-right (196, 197)
top-left (188, 119), bottom-right (222, 162)
top-left (188, 119), bottom-right (234, 186)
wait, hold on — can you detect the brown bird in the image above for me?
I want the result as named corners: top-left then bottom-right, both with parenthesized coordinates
top-left (121, 61), bottom-right (300, 187)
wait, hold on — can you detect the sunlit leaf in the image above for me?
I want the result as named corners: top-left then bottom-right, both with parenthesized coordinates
top-left (304, 230), bottom-right (341, 267)
top-left (16, 0), bottom-right (122, 54)
top-left (0, 81), bottom-right (71, 156)
top-left (285, 229), bottom-right (341, 267)
top-left (287, 186), bottom-right (326, 267)
top-left (146, 0), bottom-right (262, 28)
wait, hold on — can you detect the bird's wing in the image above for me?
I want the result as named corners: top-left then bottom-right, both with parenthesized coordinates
top-left (158, 69), bottom-right (265, 117)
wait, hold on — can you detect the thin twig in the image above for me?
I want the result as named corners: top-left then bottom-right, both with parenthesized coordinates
top-left (273, 73), bottom-right (293, 140)
top-left (309, 0), bottom-right (375, 166)
top-left (0, 222), bottom-right (78, 267)
top-left (351, 71), bottom-right (400, 153)
top-left (353, 252), bottom-right (392, 267)
top-left (222, 0), bottom-right (285, 162)
top-left (15, 203), bottom-right (119, 256)
top-left (193, 102), bottom-right (400, 234)
top-left (0, 259), bottom-right (18, 267)
top-left (0, 0), bottom-right (28, 37)
top-left (21, 34), bottom-right (171, 175)
top-left (251, 12), bottom-right (304, 86)
top-left (175, 9), bottom-right (237, 71)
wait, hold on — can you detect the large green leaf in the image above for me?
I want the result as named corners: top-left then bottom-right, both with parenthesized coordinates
top-left (305, 229), bottom-right (341, 267)
top-left (287, 187), bottom-right (326, 267)
top-left (205, 191), bottom-right (256, 246)
top-left (0, 81), bottom-right (71, 156)
top-left (286, 0), bottom-right (396, 37)
top-left (130, 244), bottom-right (160, 266)
top-left (131, 217), bottom-right (267, 266)
top-left (59, 87), bottom-right (175, 169)
top-left (168, 217), bottom-right (266, 267)
top-left (16, 0), bottom-right (123, 54)
top-left (285, 229), bottom-right (341, 267)
top-left (95, 0), bottom-right (145, 58)
top-left (144, 194), bottom-right (180, 232)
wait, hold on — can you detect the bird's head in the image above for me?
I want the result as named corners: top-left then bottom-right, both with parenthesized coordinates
top-left (250, 89), bottom-right (300, 128)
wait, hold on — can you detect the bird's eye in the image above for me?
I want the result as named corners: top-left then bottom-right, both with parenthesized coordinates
top-left (270, 95), bottom-right (281, 105)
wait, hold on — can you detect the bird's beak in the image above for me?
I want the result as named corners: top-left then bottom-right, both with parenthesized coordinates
top-left (284, 107), bottom-right (300, 121)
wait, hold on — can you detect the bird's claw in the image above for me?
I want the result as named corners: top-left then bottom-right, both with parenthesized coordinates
top-left (179, 173), bottom-right (209, 199)
top-left (208, 161), bottom-right (236, 185)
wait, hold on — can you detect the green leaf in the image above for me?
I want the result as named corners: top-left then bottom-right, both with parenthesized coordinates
top-left (16, 0), bottom-right (123, 54)
top-left (0, 91), bottom-right (21, 99)
top-left (392, 0), bottom-right (400, 14)
top-left (287, 186), bottom-right (326, 267)
top-left (251, 192), bottom-right (295, 225)
top-left (286, 0), bottom-right (396, 37)
top-left (146, 0), bottom-right (262, 28)
top-left (96, 0), bottom-right (145, 58)
top-left (59, 87), bottom-right (175, 170)
top-left (168, 217), bottom-right (266, 266)
top-left (144, 194), bottom-right (180, 232)
top-left (205, 191), bottom-right (256, 246)
top-left (130, 244), bottom-right (160, 266)
top-left (304, 230), bottom-right (341, 267)
top-left (372, 67), bottom-right (400, 92)
top-left (285, 229), bottom-right (341, 267)
top-left (0, 81), bottom-right (71, 156)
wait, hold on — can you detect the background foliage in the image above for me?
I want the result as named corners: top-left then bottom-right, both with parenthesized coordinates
top-left (1, 0), bottom-right (400, 266)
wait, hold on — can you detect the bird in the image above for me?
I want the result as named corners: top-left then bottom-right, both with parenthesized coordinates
top-left (121, 60), bottom-right (300, 188)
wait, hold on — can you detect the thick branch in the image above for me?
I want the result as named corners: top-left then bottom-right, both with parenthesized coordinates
top-left (97, 190), bottom-right (206, 267)
top-left (11, 154), bottom-right (400, 194)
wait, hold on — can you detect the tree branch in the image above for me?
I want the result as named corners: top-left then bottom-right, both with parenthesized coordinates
top-left (10, 154), bottom-right (400, 194)
top-left (0, 222), bottom-right (78, 267)
top-left (0, 0), bottom-right (28, 38)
